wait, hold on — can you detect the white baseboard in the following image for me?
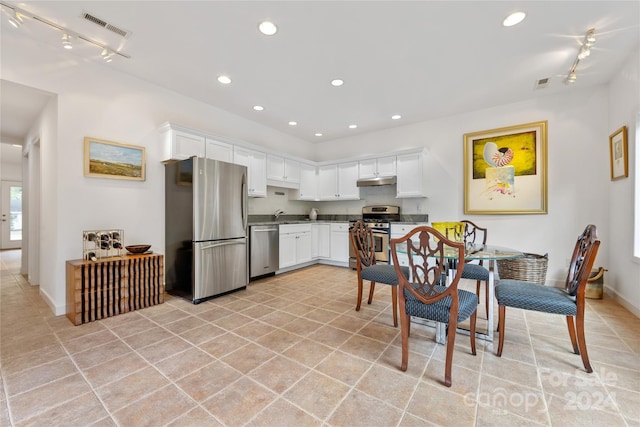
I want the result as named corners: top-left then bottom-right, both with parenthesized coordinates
top-left (39, 287), bottom-right (66, 316)
top-left (604, 285), bottom-right (640, 318)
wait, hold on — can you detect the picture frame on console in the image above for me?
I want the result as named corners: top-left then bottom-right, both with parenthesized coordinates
top-left (463, 121), bottom-right (548, 215)
top-left (84, 137), bottom-right (146, 181)
top-left (609, 125), bottom-right (628, 181)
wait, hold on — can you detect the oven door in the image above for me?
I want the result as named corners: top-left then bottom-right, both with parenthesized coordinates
top-left (371, 229), bottom-right (390, 264)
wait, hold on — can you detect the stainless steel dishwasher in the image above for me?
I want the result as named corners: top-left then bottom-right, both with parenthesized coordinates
top-left (249, 225), bottom-right (279, 280)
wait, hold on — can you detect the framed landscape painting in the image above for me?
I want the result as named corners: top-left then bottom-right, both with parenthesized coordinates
top-left (84, 137), bottom-right (146, 181)
top-left (463, 121), bottom-right (548, 215)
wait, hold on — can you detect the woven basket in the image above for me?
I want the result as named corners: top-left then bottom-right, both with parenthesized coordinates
top-left (497, 253), bottom-right (548, 285)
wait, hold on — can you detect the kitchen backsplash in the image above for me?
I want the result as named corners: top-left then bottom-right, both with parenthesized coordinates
top-left (248, 185), bottom-right (428, 216)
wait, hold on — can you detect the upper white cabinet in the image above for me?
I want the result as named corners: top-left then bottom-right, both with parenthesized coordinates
top-left (266, 155), bottom-right (300, 188)
top-left (359, 156), bottom-right (396, 179)
top-left (396, 151), bottom-right (427, 198)
top-left (161, 127), bottom-right (205, 161)
top-left (318, 162), bottom-right (359, 200)
top-left (205, 138), bottom-right (233, 162)
top-left (233, 146), bottom-right (267, 198)
top-left (293, 162), bottom-right (318, 201)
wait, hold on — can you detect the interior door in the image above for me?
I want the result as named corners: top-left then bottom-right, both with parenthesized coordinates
top-left (1, 181), bottom-right (22, 249)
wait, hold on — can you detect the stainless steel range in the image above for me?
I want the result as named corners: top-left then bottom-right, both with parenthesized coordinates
top-left (349, 205), bottom-right (401, 269)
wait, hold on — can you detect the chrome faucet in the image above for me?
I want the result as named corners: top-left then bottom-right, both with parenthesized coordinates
top-left (274, 209), bottom-right (285, 220)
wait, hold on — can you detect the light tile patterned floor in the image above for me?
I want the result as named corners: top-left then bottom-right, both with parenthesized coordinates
top-left (1, 249), bottom-right (639, 426)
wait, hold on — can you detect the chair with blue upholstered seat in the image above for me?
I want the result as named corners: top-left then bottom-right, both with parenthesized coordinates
top-left (460, 220), bottom-right (491, 317)
top-left (390, 226), bottom-right (478, 387)
top-left (495, 224), bottom-right (600, 373)
top-left (350, 220), bottom-right (409, 327)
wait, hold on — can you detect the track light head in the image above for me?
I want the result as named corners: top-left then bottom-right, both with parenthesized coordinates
top-left (62, 33), bottom-right (73, 49)
top-left (101, 48), bottom-right (114, 62)
top-left (8, 10), bottom-right (23, 28)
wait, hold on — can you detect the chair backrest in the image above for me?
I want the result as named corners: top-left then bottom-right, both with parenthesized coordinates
top-left (350, 220), bottom-right (376, 268)
top-left (566, 224), bottom-right (600, 296)
top-left (390, 226), bottom-right (465, 304)
top-left (461, 220), bottom-right (487, 246)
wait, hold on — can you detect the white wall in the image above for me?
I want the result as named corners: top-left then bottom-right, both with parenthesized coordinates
top-left (315, 86), bottom-right (612, 292)
top-left (0, 143), bottom-right (22, 181)
top-left (606, 49), bottom-right (640, 314)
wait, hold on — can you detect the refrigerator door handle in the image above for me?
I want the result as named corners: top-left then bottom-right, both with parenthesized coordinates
top-left (199, 239), bottom-right (247, 251)
top-left (241, 172), bottom-right (248, 231)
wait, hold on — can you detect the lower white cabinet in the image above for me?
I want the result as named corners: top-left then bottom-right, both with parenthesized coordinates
top-left (311, 223), bottom-right (331, 259)
top-left (279, 224), bottom-right (312, 268)
top-left (329, 222), bottom-right (349, 262)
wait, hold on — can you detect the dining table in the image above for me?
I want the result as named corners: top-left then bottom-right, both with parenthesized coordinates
top-left (396, 243), bottom-right (523, 343)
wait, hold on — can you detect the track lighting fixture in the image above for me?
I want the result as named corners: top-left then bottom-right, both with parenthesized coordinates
top-left (61, 33), bottom-right (72, 49)
top-left (564, 28), bottom-right (596, 85)
top-left (0, 1), bottom-right (130, 60)
top-left (101, 48), bottom-right (114, 62)
top-left (7, 9), bottom-right (22, 27)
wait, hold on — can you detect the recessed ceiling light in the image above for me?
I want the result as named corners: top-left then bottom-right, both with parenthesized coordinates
top-left (330, 79), bottom-right (344, 87)
top-left (315, 133), bottom-right (323, 137)
top-left (217, 75), bottom-right (231, 84)
top-left (288, 121), bottom-right (297, 126)
top-left (259, 21), bottom-right (278, 35)
top-left (391, 115), bottom-right (402, 120)
top-left (253, 105), bottom-right (264, 111)
top-left (348, 124), bottom-right (357, 129)
top-left (503, 11), bottom-right (526, 27)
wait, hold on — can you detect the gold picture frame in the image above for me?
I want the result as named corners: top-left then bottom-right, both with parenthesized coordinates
top-left (84, 137), bottom-right (146, 181)
top-left (609, 126), bottom-right (628, 181)
top-left (463, 121), bottom-right (548, 215)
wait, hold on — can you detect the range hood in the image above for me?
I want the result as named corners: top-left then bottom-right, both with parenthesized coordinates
top-left (356, 176), bottom-right (397, 187)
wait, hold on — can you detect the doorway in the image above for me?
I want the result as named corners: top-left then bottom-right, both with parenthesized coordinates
top-left (1, 181), bottom-right (22, 249)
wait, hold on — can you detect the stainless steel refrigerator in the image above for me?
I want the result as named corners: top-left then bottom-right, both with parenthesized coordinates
top-left (165, 157), bottom-right (248, 303)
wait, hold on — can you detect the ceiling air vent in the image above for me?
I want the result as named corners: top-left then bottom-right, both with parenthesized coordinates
top-left (535, 77), bottom-right (550, 90)
top-left (81, 11), bottom-right (131, 39)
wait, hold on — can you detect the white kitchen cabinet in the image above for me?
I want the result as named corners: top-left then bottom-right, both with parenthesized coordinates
top-left (205, 138), bottom-right (233, 162)
top-left (318, 162), bottom-right (360, 201)
top-left (267, 156), bottom-right (300, 188)
top-left (359, 156), bottom-right (396, 179)
top-left (311, 223), bottom-right (331, 259)
top-left (396, 151), bottom-right (427, 198)
top-left (233, 146), bottom-right (267, 198)
top-left (161, 128), bottom-right (205, 161)
top-left (279, 224), bottom-right (312, 268)
top-left (329, 222), bottom-right (350, 263)
top-left (292, 162), bottom-right (317, 201)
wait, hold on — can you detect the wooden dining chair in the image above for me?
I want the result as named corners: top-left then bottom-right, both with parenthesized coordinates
top-left (495, 224), bottom-right (600, 372)
top-left (350, 220), bottom-right (409, 327)
top-left (390, 226), bottom-right (478, 387)
top-left (460, 220), bottom-right (490, 317)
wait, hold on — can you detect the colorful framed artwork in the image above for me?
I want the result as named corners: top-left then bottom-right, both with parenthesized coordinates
top-left (609, 126), bottom-right (628, 181)
top-left (84, 137), bottom-right (146, 181)
top-left (463, 121), bottom-right (548, 215)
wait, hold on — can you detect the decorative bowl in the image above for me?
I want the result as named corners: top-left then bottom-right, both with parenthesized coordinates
top-left (125, 244), bottom-right (151, 254)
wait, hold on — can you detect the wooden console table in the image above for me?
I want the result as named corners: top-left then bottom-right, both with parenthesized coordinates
top-left (66, 253), bottom-right (164, 325)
